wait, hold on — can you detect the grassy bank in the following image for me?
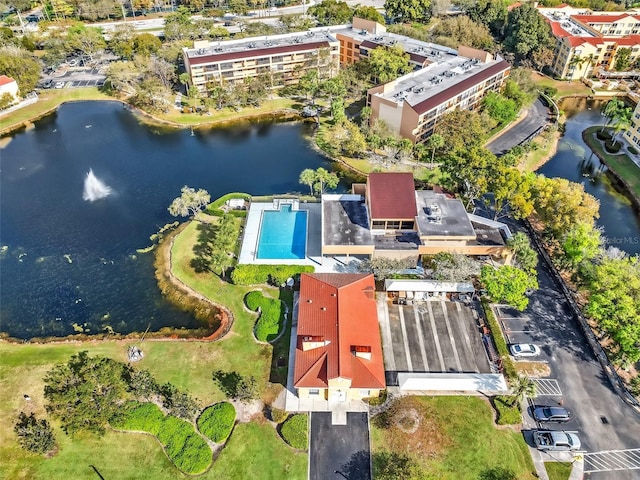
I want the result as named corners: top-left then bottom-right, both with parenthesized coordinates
top-left (0, 88), bottom-right (114, 135)
top-left (583, 126), bottom-right (640, 200)
top-left (530, 72), bottom-right (593, 98)
top-left (370, 396), bottom-right (536, 480)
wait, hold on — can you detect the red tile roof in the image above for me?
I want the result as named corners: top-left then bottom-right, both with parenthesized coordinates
top-left (573, 14), bottom-right (640, 24)
top-left (564, 34), bottom-right (640, 47)
top-left (367, 172), bottom-right (417, 220)
top-left (294, 273), bottom-right (385, 390)
top-left (0, 75), bottom-right (16, 87)
top-left (411, 60), bottom-right (511, 116)
top-left (187, 41), bottom-right (330, 66)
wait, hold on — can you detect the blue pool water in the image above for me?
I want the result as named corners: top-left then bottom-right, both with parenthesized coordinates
top-left (257, 206), bottom-right (307, 259)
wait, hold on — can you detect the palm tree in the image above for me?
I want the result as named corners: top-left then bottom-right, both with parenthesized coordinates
top-left (510, 375), bottom-right (537, 406)
top-left (611, 108), bottom-right (632, 147)
top-left (582, 53), bottom-right (597, 79)
top-left (568, 54), bottom-right (584, 81)
top-left (600, 98), bottom-right (626, 132)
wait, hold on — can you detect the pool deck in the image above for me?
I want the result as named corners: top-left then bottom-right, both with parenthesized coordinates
top-left (239, 202), bottom-right (365, 273)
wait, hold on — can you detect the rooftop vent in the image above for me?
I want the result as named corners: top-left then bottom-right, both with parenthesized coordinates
top-left (320, 307), bottom-right (327, 311)
top-left (248, 42), bottom-right (257, 48)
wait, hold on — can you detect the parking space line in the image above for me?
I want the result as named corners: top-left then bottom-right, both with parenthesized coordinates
top-left (583, 448), bottom-right (640, 472)
top-left (397, 307), bottom-right (413, 371)
top-left (532, 378), bottom-right (562, 396)
top-left (455, 302), bottom-right (476, 360)
top-left (412, 304), bottom-right (429, 372)
top-left (377, 297), bottom-right (396, 372)
top-left (426, 301), bottom-right (446, 371)
top-left (441, 301), bottom-right (463, 372)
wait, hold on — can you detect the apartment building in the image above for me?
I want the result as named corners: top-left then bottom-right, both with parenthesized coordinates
top-left (182, 28), bottom-right (341, 92)
top-left (538, 5), bottom-right (640, 80)
top-left (625, 100), bottom-right (640, 147)
top-left (366, 48), bottom-right (510, 143)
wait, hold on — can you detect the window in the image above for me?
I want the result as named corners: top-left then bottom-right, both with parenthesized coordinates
top-left (309, 389), bottom-right (320, 396)
top-left (401, 221), bottom-right (414, 230)
top-left (360, 389), bottom-right (371, 397)
top-left (387, 221), bottom-right (401, 229)
top-left (372, 220), bottom-right (386, 229)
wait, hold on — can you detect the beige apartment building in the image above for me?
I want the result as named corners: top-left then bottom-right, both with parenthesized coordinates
top-left (367, 48), bottom-right (510, 144)
top-left (538, 5), bottom-right (640, 80)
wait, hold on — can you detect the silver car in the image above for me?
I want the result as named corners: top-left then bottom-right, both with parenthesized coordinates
top-left (534, 430), bottom-right (581, 451)
top-left (533, 406), bottom-right (571, 423)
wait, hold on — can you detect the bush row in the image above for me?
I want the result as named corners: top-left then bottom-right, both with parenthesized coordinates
top-left (197, 402), bottom-right (236, 443)
top-left (481, 299), bottom-right (517, 381)
top-left (245, 291), bottom-right (284, 342)
top-left (206, 192), bottom-right (251, 217)
top-left (493, 396), bottom-right (521, 425)
top-left (113, 402), bottom-right (212, 475)
top-left (279, 414), bottom-right (308, 450)
top-left (231, 264), bottom-right (314, 286)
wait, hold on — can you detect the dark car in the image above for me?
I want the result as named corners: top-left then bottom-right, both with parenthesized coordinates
top-left (533, 406), bottom-right (571, 423)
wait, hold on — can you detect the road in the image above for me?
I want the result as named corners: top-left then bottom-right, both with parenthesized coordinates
top-left (486, 97), bottom-right (550, 155)
top-left (495, 217), bottom-right (640, 479)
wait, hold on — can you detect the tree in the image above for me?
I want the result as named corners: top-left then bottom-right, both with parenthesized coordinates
top-left (434, 109), bottom-right (491, 153)
top-left (482, 92), bottom-right (518, 125)
top-left (109, 24), bottom-right (136, 59)
top-left (314, 167), bottom-right (340, 194)
top-left (510, 375), bottom-right (536, 406)
top-left (366, 44), bottom-right (412, 84)
top-left (14, 413), bottom-right (56, 455)
top-left (562, 222), bottom-right (601, 269)
top-left (235, 375), bottom-right (259, 403)
top-left (611, 106), bottom-right (632, 147)
top-left (353, 5), bottom-right (385, 23)
top-left (126, 368), bottom-right (159, 401)
top-left (615, 47), bottom-right (632, 71)
top-left (279, 14), bottom-right (314, 33)
top-left (480, 264), bottom-right (538, 311)
top-left (358, 257), bottom-right (415, 279)
top-left (168, 186), bottom-right (211, 217)
top-left (159, 383), bottom-right (201, 420)
top-left (340, 121), bottom-right (368, 157)
top-left (68, 26), bottom-right (106, 62)
top-left (600, 98), bottom-right (627, 132)
top-left (503, 3), bottom-right (554, 61)
top-left (0, 92), bottom-right (15, 109)
top-left (384, 0), bottom-right (431, 23)
top-left (308, 0), bottom-right (353, 26)
top-left (585, 256), bottom-right (640, 365)
top-left (440, 146), bottom-right (498, 208)
top-left (0, 46), bottom-right (40, 94)
top-left (44, 351), bottom-right (130, 435)
top-left (531, 176), bottom-right (600, 237)
top-left (431, 15), bottom-right (494, 51)
top-left (429, 252), bottom-right (480, 282)
top-left (463, 0), bottom-right (507, 36)
top-left (489, 168), bottom-right (535, 220)
top-left (133, 33), bottom-right (162, 56)
top-left (507, 232), bottom-right (538, 274)
top-left (424, 133), bottom-right (444, 169)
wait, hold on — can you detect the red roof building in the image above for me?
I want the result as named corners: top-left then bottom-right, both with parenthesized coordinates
top-left (294, 273), bottom-right (385, 402)
top-left (366, 172), bottom-right (417, 229)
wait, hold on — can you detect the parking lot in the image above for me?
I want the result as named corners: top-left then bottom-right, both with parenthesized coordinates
top-left (378, 297), bottom-right (492, 385)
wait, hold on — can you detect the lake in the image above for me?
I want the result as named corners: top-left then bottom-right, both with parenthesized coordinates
top-left (0, 101), bottom-right (350, 339)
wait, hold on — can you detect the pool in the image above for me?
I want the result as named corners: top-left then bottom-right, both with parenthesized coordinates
top-left (257, 205), bottom-right (308, 259)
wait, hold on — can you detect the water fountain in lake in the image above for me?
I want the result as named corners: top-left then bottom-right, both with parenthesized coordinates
top-left (83, 169), bottom-right (112, 201)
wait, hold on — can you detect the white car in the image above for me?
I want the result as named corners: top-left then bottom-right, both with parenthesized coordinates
top-left (510, 343), bottom-right (540, 357)
top-left (54, 82), bottom-right (66, 89)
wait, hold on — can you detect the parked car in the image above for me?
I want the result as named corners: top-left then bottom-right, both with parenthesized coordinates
top-left (67, 59), bottom-right (79, 67)
top-left (54, 82), bottom-right (65, 89)
top-left (510, 343), bottom-right (540, 357)
top-left (534, 430), bottom-right (581, 451)
top-left (533, 406), bottom-right (571, 423)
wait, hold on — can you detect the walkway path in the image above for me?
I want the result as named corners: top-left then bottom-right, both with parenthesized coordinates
top-left (486, 98), bottom-right (551, 155)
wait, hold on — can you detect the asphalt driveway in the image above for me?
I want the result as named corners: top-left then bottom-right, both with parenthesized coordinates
top-left (309, 412), bottom-right (371, 480)
top-left (486, 97), bottom-right (550, 155)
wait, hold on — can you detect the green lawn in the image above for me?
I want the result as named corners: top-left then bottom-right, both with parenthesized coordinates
top-left (530, 71), bottom-right (593, 98)
top-left (545, 461), bottom-right (573, 480)
top-left (370, 396), bottom-right (536, 480)
top-left (583, 126), bottom-right (640, 198)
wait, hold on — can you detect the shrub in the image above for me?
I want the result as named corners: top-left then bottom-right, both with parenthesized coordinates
top-left (14, 412), bottom-right (56, 455)
top-left (605, 139), bottom-right (622, 153)
top-left (231, 264), bottom-right (314, 285)
top-left (112, 402), bottom-right (211, 475)
top-left (628, 146), bottom-right (639, 155)
top-left (540, 86), bottom-right (558, 98)
top-left (267, 406), bottom-right (288, 424)
top-left (279, 414), bottom-right (308, 449)
top-left (364, 389), bottom-right (387, 406)
top-left (197, 402), bottom-right (236, 443)
top-left (493, 396), bottom-right (522, 425)
top-left (245, 291), bottom-right (284, 341)
top-left (596, 129), bottom-right (612, 141)
top-left (481, 299), bottom-right (517, 381)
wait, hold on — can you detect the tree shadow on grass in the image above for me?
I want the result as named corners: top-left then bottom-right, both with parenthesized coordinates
top-left (212, 370), bottom-right (243, 398)
top-left (191, 222), bottom-right (217, 273)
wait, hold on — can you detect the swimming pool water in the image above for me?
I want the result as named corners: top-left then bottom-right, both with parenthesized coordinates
top-left (257, 205), bottom-right (307, 259)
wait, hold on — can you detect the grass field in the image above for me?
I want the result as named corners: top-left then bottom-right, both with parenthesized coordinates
top-left (545, 461), bottom-right (573, 480)
top-left (370, 396), bottom-right (536, 480)
top-left (530, 72), bottom-right (593, 98)
top-left (583, 126), bottom-right (640, 198)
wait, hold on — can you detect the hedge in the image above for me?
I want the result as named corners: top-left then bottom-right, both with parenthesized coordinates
top-left (493, 396), bottom-right (522, 425)
top-left (231, 264), bottom-right (314, 286)
top-left (197, 402), bottom-right (236, 443)
top-left (629, 146), bottom-right (639, 155)
top-left (279, 414), bottom-right (308, 449)
top-left (113, 402), bottom-right (212, 475)
top-left (481, 299), bottom-right (517, 381)
top-left (245, 291), bottom-right (284, 342)
top-left (206, 192), bottom-right (251, 217)
top-left (605, 139), bottom-right (622, 153)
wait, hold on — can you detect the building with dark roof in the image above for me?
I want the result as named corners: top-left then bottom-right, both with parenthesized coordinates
top-left (294, 273), bottom-right (385, 401)
top-left (321, 173), bottom-right (514, 263)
